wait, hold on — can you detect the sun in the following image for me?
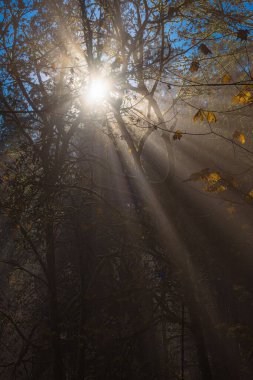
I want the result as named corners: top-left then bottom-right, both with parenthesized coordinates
top-left (86, 76), bottom-right (110, 103)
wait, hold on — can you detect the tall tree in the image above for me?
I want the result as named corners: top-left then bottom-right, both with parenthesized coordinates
top-left (1, 1), bottom-right (253, 379)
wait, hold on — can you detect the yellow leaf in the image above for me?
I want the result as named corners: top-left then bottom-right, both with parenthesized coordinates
top-left (233, 131), bottom-right (246, 144)
top-left (222, 74), bottom-right (232, 84)
top-left (239, 134), bottom-right (245, 144)
top-left (206, 172), bottom-right (221, 182)
top-left (232, 95), bottom-right (240, 104)
top-left (232, 89), bottom-right (253, 105)
top-left (248, 189), bottom-right (253, 198)
top-left (205, 111), bottom-right (217, 123)
top-left (173, 130), bottom-right (183, 140)
top-left (193, 109), bottom-right (205, 122)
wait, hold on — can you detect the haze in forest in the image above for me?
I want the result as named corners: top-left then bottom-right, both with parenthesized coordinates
top-left (0, 1), bottom-right (253, 380)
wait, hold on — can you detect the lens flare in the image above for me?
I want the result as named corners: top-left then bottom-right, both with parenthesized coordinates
top-left (87, 77), bottom-right (110, 103)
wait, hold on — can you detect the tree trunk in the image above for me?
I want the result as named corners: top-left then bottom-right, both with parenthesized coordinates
top-left (74, 220), bottom-right (87, 380)
top-left (46, 220), bottom-right (65, 380)
top-left (187, 297), bottom-right (213, 380)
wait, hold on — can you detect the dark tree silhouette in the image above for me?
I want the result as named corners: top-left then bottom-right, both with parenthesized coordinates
top-left (0, 1), bottom-right (253, 380)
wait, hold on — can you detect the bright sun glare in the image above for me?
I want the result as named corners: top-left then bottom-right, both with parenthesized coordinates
top-left (87, 77), bottom-right (110, 103)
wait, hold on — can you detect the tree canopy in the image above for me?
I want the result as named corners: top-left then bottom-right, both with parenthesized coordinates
top-left (0, 1), bottom-right (253, 379)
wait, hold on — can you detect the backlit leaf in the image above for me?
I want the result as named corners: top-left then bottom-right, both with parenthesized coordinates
top-left (193, 109), bottom-right (205, 122)
top-left (233, 131), bottom-right (246, 144)
top-left (206, 172), bottom-right (221, 182)
top-left (232, 89), bottom-right (253, 105)
top-left (194, 110), bottom-right (217, 123)
top-left (222, 74), bottom-right (232, 84)
top-left (205, 111), bottom-right (217, 123)
top-left (173, 130), bottom-right (183, 140)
